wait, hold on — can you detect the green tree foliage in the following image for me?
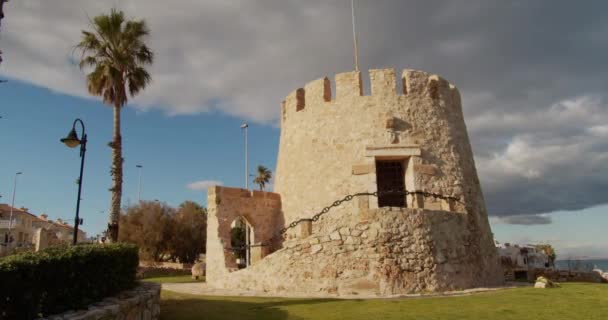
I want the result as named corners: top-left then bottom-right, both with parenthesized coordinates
top-left (119, 201), bottom-right (173, 261)
top-left (536, 244), bottom-right (557, 267)
top-left (119, 200), bottom-right (207, 263)
top-left (230, 226), bottom-right (246, 260)
top-left (253, 165), bottom-right (272, 191)
top-left (167, 201), bottom-right (207, 263)
top-left (76, 9), bottom-right (154, 242)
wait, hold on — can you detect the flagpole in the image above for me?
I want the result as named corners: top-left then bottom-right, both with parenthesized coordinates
top-left (351, 0), bottom-right (360, 72)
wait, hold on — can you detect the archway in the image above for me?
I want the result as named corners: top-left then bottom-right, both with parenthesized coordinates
top-left (230, 216), bottom-right (253, 269)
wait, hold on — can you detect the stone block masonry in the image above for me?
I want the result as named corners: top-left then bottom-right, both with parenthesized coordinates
top-left (206, 67), bottom-right (504, 296)
top-left (206, 186), bottom-right (283, 283)
top-left (208, 208), bottom-right (503, 296)
top-left (41, 282), bottom-right (160, 320)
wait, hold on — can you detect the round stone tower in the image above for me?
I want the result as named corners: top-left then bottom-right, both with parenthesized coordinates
top-left (206, 68), bottom-right (503, 295)
top-left (272, 68), bottom-right (503, 291)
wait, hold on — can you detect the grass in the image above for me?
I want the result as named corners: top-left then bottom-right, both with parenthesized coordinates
top-left (142, 275), bottom-right (204, 284)
top-left (160, 283), bottom-right (607, 320)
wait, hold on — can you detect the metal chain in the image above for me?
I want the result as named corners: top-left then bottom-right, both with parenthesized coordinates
top-left (227, 190), bottom-right (462, 251)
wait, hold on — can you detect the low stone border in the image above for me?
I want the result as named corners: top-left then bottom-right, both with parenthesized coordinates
top-left (40, 282), bottom-right (160, 320)
top-left (162, 282), bottom-right (525, 300)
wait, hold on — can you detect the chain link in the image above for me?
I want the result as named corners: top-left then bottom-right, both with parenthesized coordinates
top-left (227, 190), bottom-right (462, 251)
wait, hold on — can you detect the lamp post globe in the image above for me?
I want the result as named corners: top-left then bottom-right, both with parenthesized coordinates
top-left (61, 128), bottom-right (81, 148)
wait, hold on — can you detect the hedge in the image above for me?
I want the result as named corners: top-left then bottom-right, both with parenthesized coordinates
top-left (0, 243), bottom-right (139, 320)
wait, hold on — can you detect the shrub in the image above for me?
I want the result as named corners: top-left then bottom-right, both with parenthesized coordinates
top-left (0, 243), bottom-right (138, 320)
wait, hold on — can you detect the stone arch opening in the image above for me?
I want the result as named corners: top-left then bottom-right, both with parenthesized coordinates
top-left (230, 216), bottom-right (254, 269)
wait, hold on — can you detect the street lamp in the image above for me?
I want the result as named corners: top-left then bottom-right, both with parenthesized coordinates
top-left (60, 118), bottom-right (87, 245)
top-left (240, 123), bottom-right (249, 189)
top-left (7, 171), bottom-right (22, 244)
top-left (136, 164), bottom-right (143, 202)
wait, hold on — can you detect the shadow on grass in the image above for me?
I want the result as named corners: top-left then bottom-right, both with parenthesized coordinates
top-left (160, 293), bottom-right (345, 320)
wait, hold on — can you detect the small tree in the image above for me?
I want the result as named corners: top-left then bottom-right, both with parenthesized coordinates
top-left (536, 244), bottom-right (557, 267)
top-left (253, 165), bottom-right (272, 191)
top-left (167, 201), bottom-right (207, 263)
top-left (119, 201), bottom-right (173, 261)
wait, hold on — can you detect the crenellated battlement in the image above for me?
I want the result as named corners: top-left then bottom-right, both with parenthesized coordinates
top-left (281, 68), bottom-right (460, 121)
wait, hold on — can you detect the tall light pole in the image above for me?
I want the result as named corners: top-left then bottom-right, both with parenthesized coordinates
top-left (60, 118), bottom-right (87, 245)
top-left (240, 123), bottom-right (249, 189)
top-left (136, 164), bottom-right (143, 202)
top-left (7, 171), bottom-right (22, 244)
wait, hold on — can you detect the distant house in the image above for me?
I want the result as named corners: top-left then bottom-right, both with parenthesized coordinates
top-left (496, 241), bottom-right (550, 280)
top-left (35, 214), bottom-right (87, 243)
top-left (0, 204), bottom-right (38, 247)
top-left (0, 204), bottom-right (87, 255)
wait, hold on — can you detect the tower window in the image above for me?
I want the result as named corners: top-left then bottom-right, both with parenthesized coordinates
top-left (376, 160), bottom-right (406, 207)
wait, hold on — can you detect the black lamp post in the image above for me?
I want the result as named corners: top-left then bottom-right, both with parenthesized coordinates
top-left (60, 118), bottom-right (87, 245)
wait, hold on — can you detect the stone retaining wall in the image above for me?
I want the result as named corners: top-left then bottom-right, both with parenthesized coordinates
top-left (208, 207), bottom-right (503, 296)
top-left (42, 282), bottom-right (160, 320)
top-left (139, 261), bottom-right (193, 270)
top-left (530, 268), bottom-right (607, 283)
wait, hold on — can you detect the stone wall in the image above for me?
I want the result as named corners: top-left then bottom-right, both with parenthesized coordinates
top-left (208, 207), bottom-right (504, 296)
top-left (529, 268), bottom-right (607, 283)
top-left (206, 186), bottom-right (282, 286)
top-left (42, 282), bottom-right (160, 320)
top-left (139, 261), bottom-right (192, 270)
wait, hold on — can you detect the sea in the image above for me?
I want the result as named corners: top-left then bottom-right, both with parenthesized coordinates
top-left (555, 259), bottom-right (608, 272)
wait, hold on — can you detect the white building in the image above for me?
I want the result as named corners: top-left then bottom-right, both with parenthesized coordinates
top-left (496, 241), bottom-right (550, 280)
top-left (0, 205), bottom-right (87, 256)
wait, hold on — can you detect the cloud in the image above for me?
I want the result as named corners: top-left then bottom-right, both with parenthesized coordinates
top-left (476, 96), bottom-right (608, 216)
top-left (186, 180), bottom-right (223, 191)
top-left (498, 215), bottom-right (552, 225)
top-left (2, 1), bottom-right (608, 218)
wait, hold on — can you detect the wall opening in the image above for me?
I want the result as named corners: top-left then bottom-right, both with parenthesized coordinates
top-left (376, 160), bottom-right (407, 207)
top-left (230, 217), bottom-right (253, 269)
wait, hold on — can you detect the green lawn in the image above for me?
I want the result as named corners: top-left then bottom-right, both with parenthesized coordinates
top-left (160, 283), bottom-right (607, 320)
top-left (142, 275), bottom-right (204, 284)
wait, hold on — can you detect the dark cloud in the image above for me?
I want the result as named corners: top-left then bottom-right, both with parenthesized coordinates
top-left (499, 214), bottom-right (552, 225)
top-left (2, 0), bottom-right (608, 219)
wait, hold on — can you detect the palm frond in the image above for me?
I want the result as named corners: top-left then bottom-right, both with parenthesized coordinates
top-left (76, 8), bottom-right (153, 106)
top-left (127, 67), bottom-right (151, 96)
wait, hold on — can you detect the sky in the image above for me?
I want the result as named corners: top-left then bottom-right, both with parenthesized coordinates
top-left (0, 0), bottom-right (607, 259)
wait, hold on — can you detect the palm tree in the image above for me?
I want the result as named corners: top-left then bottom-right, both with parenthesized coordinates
top-left (253, 165), bottom-right (272, 191)
top-left (76, 9), bottom-right (153, 242)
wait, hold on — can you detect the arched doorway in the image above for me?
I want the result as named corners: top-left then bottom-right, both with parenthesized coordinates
top-left (230, 216), bottom-right (253, 269)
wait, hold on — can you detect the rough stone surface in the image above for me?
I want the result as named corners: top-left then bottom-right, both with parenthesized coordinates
top-left (208, 208), bottom-right (502, 296)
top-left (206, 187), bottom-right (282, 281)
top-left (191, 262), bottom-right (206, 280)
top-left (41, 282), bottom-right (160, 320)
top-left (206, 68), bottom-right (504, 296)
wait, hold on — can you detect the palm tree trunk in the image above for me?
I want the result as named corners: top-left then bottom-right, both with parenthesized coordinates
top-left (108, 102), bottom-right (123, 242)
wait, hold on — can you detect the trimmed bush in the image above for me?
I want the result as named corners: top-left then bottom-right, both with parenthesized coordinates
top-left (0, 243), bottom-right (138, 320)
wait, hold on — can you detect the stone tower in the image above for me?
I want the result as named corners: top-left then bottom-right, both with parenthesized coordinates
top-left (205, 68), bottom-right (504, 296)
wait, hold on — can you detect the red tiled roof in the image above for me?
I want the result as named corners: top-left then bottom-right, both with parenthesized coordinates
top-left (0, 203), bottom-right (39, 219)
